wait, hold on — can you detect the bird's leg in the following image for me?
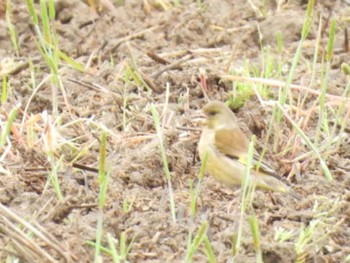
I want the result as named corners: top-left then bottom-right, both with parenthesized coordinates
top-left (268, 191), bottom-right (278, 205)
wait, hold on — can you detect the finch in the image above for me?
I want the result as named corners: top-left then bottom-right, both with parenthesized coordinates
top-left (198, 101), bottom-right (300, 199)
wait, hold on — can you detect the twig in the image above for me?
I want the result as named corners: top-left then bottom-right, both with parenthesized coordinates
top-left (0, 57), bottom-right (40, 81)
top-left (146, 50), bottom-right (171, 65)
top-left (103, 26), bottom-right (160, 57)
top-left (0, 204), bottom-right (72, 261)
top-left (72, 162), bottom-right (99, 173)
top-left (344, 28), bottom-right (349, 53)
top-left (221, 75), bottom-right (350, 103)
top-left (151, 53), bottom-right (193, 79)
top-left (176, 126), bottom-right (201, 132)
top-left (67, 78), bottom-right (121, 96)
top-left (1, 216), bottom-right (57, 263)
top-left (140, 72), bottom-right (162, 92)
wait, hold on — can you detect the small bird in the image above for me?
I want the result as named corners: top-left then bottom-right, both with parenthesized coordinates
top-left (198, 101), bottom-right (300, 199)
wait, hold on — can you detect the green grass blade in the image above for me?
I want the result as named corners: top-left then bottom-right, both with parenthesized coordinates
top-left (26, 0), bottom-right (39, 25)
top-left (0, 104), bottom-right (18, 148)
top-left (185, 221), bottom-right (208, 263)
top-left (276, 103), bottom-right (332, 180)
top-left (1, 74), bottom-right (8, 103)
top-left (150, 104), bottom-right (176, 222)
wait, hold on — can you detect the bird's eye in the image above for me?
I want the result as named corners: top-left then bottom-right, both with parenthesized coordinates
top-left (207, 110), bottom-right (217, 117)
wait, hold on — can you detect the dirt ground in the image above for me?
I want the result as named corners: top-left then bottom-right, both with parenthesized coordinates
top-left (1, 0), bottom-right (350, 262)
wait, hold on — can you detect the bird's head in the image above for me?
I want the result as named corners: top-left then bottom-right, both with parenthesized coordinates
top-left (202, 101), bottom-right (237, 129)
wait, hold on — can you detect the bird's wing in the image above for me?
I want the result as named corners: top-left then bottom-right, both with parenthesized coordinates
top-left (250, 153), bottom-right (277, 176)
top-left (214, 128), bottom-right (249, 160)
top-left (215, 128), bottom-right (277, 177)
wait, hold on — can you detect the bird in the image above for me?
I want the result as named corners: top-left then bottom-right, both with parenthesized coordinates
top-left (198, 100), bottom-right (300, 199)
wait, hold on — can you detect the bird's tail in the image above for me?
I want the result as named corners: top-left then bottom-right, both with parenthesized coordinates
top-left (257, 175), bottom-right (301, 200)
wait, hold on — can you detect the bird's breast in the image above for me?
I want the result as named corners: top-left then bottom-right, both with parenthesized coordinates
top-left (198, 128), bottom-right (243, 187)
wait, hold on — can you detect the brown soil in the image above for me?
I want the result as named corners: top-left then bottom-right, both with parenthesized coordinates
top-left (1, 0), bottom-right (350, 262)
